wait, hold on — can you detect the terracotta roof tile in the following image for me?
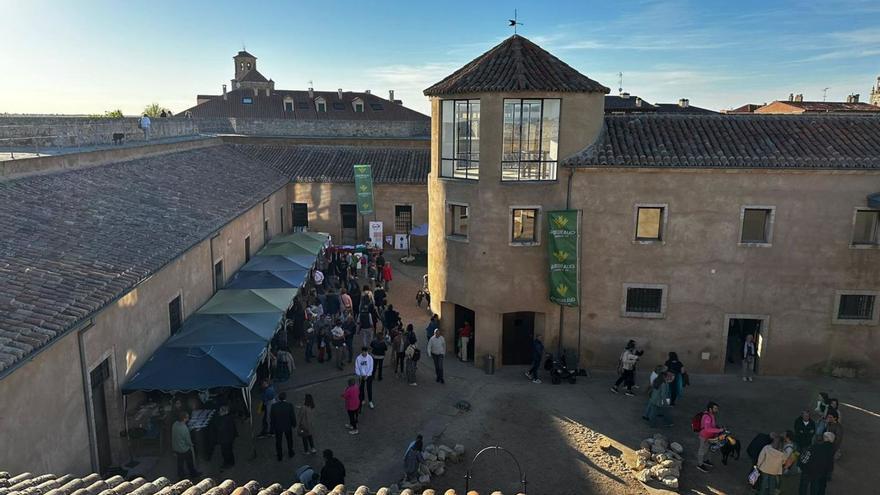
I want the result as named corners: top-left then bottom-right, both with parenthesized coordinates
top-left (238, 70), bottom-right (269, 84)
top-left (564, 114), bottom-right (880, 169)
top-left (424, 35), bottom-right (609, 96)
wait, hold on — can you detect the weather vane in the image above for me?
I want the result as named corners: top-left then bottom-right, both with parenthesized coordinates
top-left (508, 9), bottom-right (524, 34)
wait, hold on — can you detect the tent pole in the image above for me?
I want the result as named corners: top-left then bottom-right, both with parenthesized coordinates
top-left (243, 387), bottom-right (257, 460)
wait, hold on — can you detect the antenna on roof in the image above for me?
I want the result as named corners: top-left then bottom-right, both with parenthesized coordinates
top-left (822, 87), bottom-right (830, 102)
top-left (241, 42), bottom-right (246, 51)
top-left (508, 9), bottom-right (524, 34)
top-left (618, 72), bottom-right (624, 95)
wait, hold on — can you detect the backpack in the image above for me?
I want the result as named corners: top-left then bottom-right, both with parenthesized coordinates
top-left (691, 411), bottom-right (706, 432)
top-left (412, 348), bottom-right (421, 362)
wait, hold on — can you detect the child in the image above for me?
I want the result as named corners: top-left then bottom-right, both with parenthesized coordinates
top-left (342, 378), bottom-right (360, 435)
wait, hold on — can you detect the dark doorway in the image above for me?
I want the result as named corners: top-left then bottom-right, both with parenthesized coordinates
top-left (454, 304), bottom-right (475, 362)
top-left (340, 204), bottom-right (358, 244)
top-left (502, 312), bottom-right (535, 365)
top-left (292, 203), bottom-right (309, 232)
top-left (725, 318), bottom-right (763, 374)
top-left (90, 359), bottom-right (113, 473)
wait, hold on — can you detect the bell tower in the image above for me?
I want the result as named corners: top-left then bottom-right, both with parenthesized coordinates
top-left (871, 76), bottom-right (880, 107)
top-left (233, 51), bottom-right (257, 81)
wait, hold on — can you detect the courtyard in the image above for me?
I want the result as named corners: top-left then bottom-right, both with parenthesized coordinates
top-left (139, 256), bottom-right (878, 494)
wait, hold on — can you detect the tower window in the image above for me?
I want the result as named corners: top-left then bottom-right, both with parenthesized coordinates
top-left (440, 99), bottom-right (480, 180)
top-left (502, 98), bottom-right (560, 181)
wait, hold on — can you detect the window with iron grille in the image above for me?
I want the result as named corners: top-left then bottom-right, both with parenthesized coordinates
top-left (838, 294), bottom-right (876, 320)
top-left (624, 286), bottom-right (666, 317)
top-left (169, 296), bottom-right (182, 335)
top-left (395, 205), bottom-right (412, 234)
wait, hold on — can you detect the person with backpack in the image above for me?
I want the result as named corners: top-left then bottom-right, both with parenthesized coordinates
top-left (405, 339), bottom-right (420, 386)
top-left (404, 434), bottom-right (425, 482)
top-left (645, 371), bottom-right (673, 427)
top-left (611, 340), bottom-right (642, 396)
top-left (798, 432), bottom-right (835, 495)
top-left (695, 402), bottom-right (724, 472)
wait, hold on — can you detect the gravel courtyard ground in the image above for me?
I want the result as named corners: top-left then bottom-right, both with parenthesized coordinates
top-left (146, 254), bottom-right (879, 494)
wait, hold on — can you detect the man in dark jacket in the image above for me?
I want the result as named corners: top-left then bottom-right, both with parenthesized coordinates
top-left (270, 392), bottom-right (296, 460)
top-left (215, 406), bottom-right (238, 469)
top-left (384, 305), bottom-right (401, 332)
top-left (525, 335), bottom-right (544, 384)
top-left (799, 432), bottom-right (835, 494)
top-left (320, 449), bottom-right (346, 488)
top-left (793, 410), bottom-right (816, 452)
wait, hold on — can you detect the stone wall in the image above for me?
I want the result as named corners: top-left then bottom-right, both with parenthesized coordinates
top-left (0, 117), bottom-right (198, 149)
top-left (196, 117), bottom-right (430, 138)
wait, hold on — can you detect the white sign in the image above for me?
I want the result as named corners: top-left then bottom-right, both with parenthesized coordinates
top-left (369, 221), bottom-right (383, 245)
top-left (395, 234), bottom-right (409, 250)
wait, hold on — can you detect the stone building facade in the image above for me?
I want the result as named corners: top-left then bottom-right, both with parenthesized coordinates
top-left (425, 35), bottom-right (880, 376)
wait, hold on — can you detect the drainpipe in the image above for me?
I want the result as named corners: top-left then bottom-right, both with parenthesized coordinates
top-left (77, 320), bottom-right (99, 472)
top-left (556, 169), bottom-right (575, 356)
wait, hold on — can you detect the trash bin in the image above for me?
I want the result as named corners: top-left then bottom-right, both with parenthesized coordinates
top-left (484, 354), bottom-right (495, 375)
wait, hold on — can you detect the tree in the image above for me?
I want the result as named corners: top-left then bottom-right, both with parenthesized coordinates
top-left (142, 103), bottom-right (172, 117)
top-left (104, 109), bottom-right (124, 118)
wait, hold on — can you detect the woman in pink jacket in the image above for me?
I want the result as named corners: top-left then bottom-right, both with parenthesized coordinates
top-left (382, 263), bottom-right (393, 291)
top-left (696, 402), bottom-right (724, 472)
top-left (342, 378), bottom-right (361, 435)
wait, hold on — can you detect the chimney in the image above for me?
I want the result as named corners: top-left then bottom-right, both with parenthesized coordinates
top-left (678, 98), bottom-right (689, 108)
top-left (635, 97), bottom-right (642, 107)
top-left (338, 88), bottom-right (343, 99)
top-left (265, 88), bottom-right (270, 97)
top-left (795, 94), bottom-right (803, 102)
top-left (308, 86), bottom-right (314, 99)
top-left (365, 89), bottom-right (371, 94)
top-left (788, 93), bottom-right (794, 102)
top-left (620, 92), bottom-right (630, 99)
top-left (389, 90), bottom-right (395, 102)
top-left (847, 93), bottom-right (859, 103)
top-left (222, 84), bottom-right (227, 100)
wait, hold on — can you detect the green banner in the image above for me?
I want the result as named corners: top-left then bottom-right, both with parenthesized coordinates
top-left (548, 210), bottom-right (579, 306)
top-left (353, 164), bottom-right (374, 215)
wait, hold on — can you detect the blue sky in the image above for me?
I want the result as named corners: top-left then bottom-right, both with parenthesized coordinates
top-left (1, 0), bottom-right (879, 115)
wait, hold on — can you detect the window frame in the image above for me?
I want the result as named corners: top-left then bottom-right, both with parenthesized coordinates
top-left (501, 98), bottom-right (561, 182)
top-left (621, 283), bottom-right (668, 319)
top-left (440, 99), bottom-right (481, 181)
top-left (633, 203), bottom-right (668, 244)
top-left (315, 97), bottom-right (327, 113)
top-left (353, 98), bottom-right (364, 113)
top-left (168, 293), bottom-right (183, 335)
top-left (394, 204), bottom-right (413, 234)
top-left (244, 235), bottom-right (251, 262)
top-left (738, 205), bottom-right (776, 247)
top-left (283, 99), bottom-right (294, 112)
top-left (213, 259), bottom-right (224, 293)
top-left (509, 206), bottom-right (541, 246)
top-left (447, 201), bottom-right (469, 242)
top-left (832, 290), bottom-right (879, 325)
top-left (850, 207), bottom-right (880, 248)
top-left (292, 202), bottom-right (309, 231)
top-left (241, 97), bottom-right (254, 104)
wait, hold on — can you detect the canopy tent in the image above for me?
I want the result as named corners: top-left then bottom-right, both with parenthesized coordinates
top-left (196, 288), bottom-right (297, 315)
top-left (122, 342), bottom-right (266, 393)
top-left (226, 270), bottom-right (309, 290)
top-left (268, 233), bottom-right (328, 255)
top-left (240, 254), bottom-right (314, 272)
top-left (410, 223), bottom-right (429, 236)
top-left (166, 313), bottom-right (283, 347)
top-left (255, 244), bottom-right (320, 265)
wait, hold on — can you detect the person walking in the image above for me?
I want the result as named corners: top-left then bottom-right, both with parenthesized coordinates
top-left (370, 331), bottom-right (388, 381)
top-left (258, 379), bottom-right (276, 437)
top-left (331, 320), bottom-right (346, 370)
top-left (319, 449), bottom-right (347, 488)
top-left (425, 315), bottom-right (439, 343)
top-left (342, 312), bottom-right (356, 364)
top-left (611, 340), bottom-right (642, 396)
top-left (793, 411), bottom-right (816, 452)
top-left (139, 114), bottom-right (151, 140)
top-left (270, 392), bottom-right (296, 461)
top-left (404, 434), bottom-right (425, 482)
top-left (342, 378), bottom-right (360, 435)
top-left (405, 339), bottom-right (420, 386)
top-left (340, 288), bottom-right (353, 315)
top-left (664, 352), bottom-right (685, 406)
top-left (392, 324), bottom-right (406, 377)
top-left (384, 304), bottom-right (401, 335)
top-left (215, 406), bottom-right (237, 470)
top-left (696, 402), bottom-right (724, 473)
top-left (355, 347), bottom-right (375, 409)
top-left (172, 412), bottom-right (201, 479)
top-left (427, 328), bottom-right (446, 384)
top-left (756, 436), bottom-right (787, 495)
top-left (798, 432), bottom-right (835, 495)
top-left (458, 320), bottom-right (472, 362)
top-left (296, 394), bottom-right (317, 454)
top-left (742, 333), bottom-right (756, 382)
top-left (382, 262), bottom-right (393, 291)
top-left (375, 251), bottom-right (386, 284)
top-left (644, 371), bottom-right (673, 427)
top-left (525, 334), bottom-right (544, 384)
top-left (374, 285), bottom-right (388, 318)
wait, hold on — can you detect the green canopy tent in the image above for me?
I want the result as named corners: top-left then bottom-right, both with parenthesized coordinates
top-left (196, 288), bottom-right (298, 314)
top-left (258, 242), bottom-right (317, 259)
top-left (268, 233), bottom-right (328, 255)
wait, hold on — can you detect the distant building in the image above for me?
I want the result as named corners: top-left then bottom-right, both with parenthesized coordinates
top-left (871, 76), bottom-right (880, 107)
top-left (604, 94), bottom-right (716, 114)
top-left (182, 50), bottom-right (429, 123)
top-left (754, 93), bottom-right (880, 114)
top-left (725, 103), bottom-right (762, 114)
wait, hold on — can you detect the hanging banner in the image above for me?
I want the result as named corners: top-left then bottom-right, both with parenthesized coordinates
top-left (353, 164), bottom-right (374, 215)
top-left (547, 210), bottom-right (579, 306)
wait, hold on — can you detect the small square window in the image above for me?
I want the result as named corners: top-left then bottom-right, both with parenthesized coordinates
top-left (242, 97), bottom-right (253, 104)
top-left (626, 288), bottom-right (663, 313)
top-left (740, 207), bottom-right (774, 244)
top-left (852, 210), bottom-right (879, 245)
top-left (838, 294), bottom-right (875, 320)
top-left (511, 208), bottom-right (538, 244)
top-left (636, 206), bottom-right (664, 241)
top-left (284, 101), bottom-right (294, 112)
top-left (449, 204), bottom-right (468, 238)
top-left (354, 102), bottom-right (364, 112)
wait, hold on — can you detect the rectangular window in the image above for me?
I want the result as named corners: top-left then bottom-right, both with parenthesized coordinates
top-left (244, 236), bottom-right (251, 262)
top-left (838, 294), bottom-right (876, 320)
top-left (395, 205), bottom-right (413, 234)
top-left (292, 203), bottom-right (309, 231)
top-left (242, 97), bottom-right (253, 104)
top-left (341, 204), bottom-right (358, 229)
top-left (511, 208), bottom-right (538, 244)
top-left (636, 206), bottom-right (665, 241)
top-left (264, 218), bottom-right (270, 243)
top-left (354, 102), bottom-right (364, 112)
top-left (626, 288), bottom-right (664, 313)
top-left (449, 204), bottom-right (469, 238)
top-left (284, 101), bottom-right (294, 112)
top-left (317, 102), bottom-right (326, 113)
top-left (502, 98), bottom-right (560, 181)
top-left (168, 295), bottom-right (182, 335)
top-left (740, 207), bottom-right (774, 245)
top-left (214, 260), bottom-right (224, 293)
top-left (440, 99), bottom-right (480, 180)
top-left (279, 207), bottom-right (285, 233)
top-left (852, 209), bottom-right (879, 245)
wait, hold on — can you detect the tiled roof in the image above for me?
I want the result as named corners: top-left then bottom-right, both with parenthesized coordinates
top-left (726, 103), bottom-right (761, 114)
top-left (235, 50), bottom-right (256, 58)
top-left (182, 89), bottom-right (428, 122)
top-left (424, 34), bottom-right (610, 96)
top-left (235, 144), bottom-right (430, 184)
top-left (564, 114), bottom-right (880, 169)
top-left (0, 145), bottom-right (290, 375)
top-left (238, 69), bottom-right (269, 83)
top-left (756, 100), bottom-right (880, 114)
top-left (604, 95), bottom-right (657, 112)
top-left (653, 103), bottom-right (718, 115)
top-left (0, 471), bottom-right (506, 495)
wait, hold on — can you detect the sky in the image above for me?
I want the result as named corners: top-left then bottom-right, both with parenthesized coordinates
top-left (1, 0), bottom-right (879, 116)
